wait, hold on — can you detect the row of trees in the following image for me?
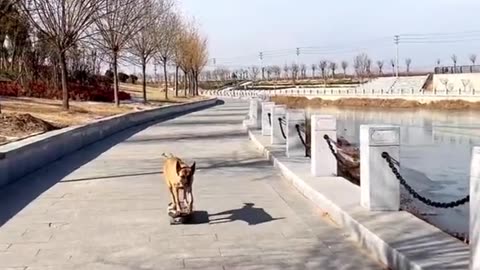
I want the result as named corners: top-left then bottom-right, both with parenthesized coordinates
top-left (1, 0), bottom-right (208, 110)
top-left (436, 54), bottom-right (477, 69)
top-left (203, 52), bottom-right (480, 82)
top-left (203, 54), bottom-right (411, 82)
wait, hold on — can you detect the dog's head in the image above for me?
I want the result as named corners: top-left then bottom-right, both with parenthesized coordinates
top-left (176, 161), bottom-right (196, 186)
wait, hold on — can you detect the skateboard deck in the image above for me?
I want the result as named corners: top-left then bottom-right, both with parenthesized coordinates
top-left (168, 202), bottom-right (192, 225)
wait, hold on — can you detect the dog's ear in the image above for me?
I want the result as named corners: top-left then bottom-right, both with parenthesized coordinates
top-left (176, 160), bottom-right (182, 175)
top-left (190, 162), bottom-right (196, 174)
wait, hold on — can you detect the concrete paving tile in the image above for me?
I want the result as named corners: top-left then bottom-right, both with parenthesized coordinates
top-left (0, 100), bottom-right (385, 269)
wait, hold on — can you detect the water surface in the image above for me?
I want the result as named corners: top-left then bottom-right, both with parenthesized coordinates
top-left (307, 107), bottom-right (479, 237)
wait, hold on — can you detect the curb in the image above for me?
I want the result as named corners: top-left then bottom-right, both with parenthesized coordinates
top-left (246, 128), bottom-right (469, 270)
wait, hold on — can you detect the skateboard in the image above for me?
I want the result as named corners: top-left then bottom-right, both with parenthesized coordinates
top-left (168, 202), bottom-right (192, 225)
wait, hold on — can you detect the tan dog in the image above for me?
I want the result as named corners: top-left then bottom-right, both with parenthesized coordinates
top-left (162, 153), bottom-right (196, 214)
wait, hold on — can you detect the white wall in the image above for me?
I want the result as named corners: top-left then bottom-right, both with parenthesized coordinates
top-left (433, 73), bottom-right (480, 92)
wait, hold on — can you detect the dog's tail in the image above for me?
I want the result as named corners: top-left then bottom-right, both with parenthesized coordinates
top-left (161, 152), bottom-right (175, 159)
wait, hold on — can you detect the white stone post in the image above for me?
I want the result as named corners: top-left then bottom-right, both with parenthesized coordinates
top-left (360, 125), bottom-right (401, 211)
top-left (261, 102), bottom-right (275, 136)
top-left (286, 109), bottom-right (306, 157)
top-left (311, 115), bottom-right (337, 177)
top-left (271, 105), bottom-right (287, 145)
top-left (470, 146), bottom-right (480, 270)
top-left (248, 98), bottom-right (262, 129)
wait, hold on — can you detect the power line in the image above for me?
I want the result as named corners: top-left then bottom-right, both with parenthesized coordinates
top-left (400, 29), bottom-right (480, 37)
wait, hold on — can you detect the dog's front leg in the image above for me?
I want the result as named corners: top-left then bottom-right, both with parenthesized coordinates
top-left (173, 187), bottom-right (181, 212)
top-left (169, 187), bottom-right (179, 211)
top-left (187, 188), bottom-right (194, 213)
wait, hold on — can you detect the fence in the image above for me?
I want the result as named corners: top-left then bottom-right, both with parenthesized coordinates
top-left (244, 98), bottom-right (478, 269)
top-left (202, 86), bottom-right (480, 98)
top-left (435, 65), bottom-right (480, 74)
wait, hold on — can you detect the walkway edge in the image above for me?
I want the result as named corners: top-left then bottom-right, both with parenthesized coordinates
top-left (0, 98), bottom-right (219, 188)
top-left (246, 128), bottom-right (469, 270)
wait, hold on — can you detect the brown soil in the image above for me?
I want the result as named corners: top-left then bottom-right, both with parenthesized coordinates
top-left (0, 113), bottom-right (60, 143)
top-left (0, 96), bottom-right (143, 145)
top-left (271, 96), bottom-right (480, 110)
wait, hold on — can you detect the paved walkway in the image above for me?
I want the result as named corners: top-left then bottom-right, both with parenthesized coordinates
top-left (0, 100), bottom-right (386, 270)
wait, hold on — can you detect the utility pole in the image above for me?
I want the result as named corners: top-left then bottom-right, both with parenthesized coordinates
top-left (259, 52), bottom-right (264, 80)
top-left (296, 47), bottom-right (300, 65)
top-left (394, 35), bottom-right (399, 77)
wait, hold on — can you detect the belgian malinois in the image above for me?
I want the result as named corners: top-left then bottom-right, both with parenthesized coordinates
top-left (162, 153), bottom-right (196, 215)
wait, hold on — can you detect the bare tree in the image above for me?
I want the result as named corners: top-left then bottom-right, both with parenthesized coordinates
top-left (451, 54), bottom-right (458, 71)
top-left (20, 0), bottom-right (105, 110)
top-left (155, 10), bottom-right (181, 100)
top-left (376, 60), bottom-right (384, 74)
top-left (470, 54), bottom-right (477, 72)
top-left (283, 64), bottom-right (289, 79)
top-left (390, 59), bottom-right (395, 74)
top-left (266, 66), bottom-right (272, 80)
top-left (319, 60), bottom-right (327, 79)
top-left (291, 63), bottom-right (299, 82)
top-left (405, 58), bottom-right (412, 74)
top-left (341, 61), bottom-right (348, 77)
top-left (311, 63), bottom-right (316, 78)
top-left (94, 0), bottom-right (150, 106)
top-left (470, 54), bottom-right (477, 65)
top-left (129, 0), bottom-right (171, 103)
top-left (176, 22), bottom-right (208, 96)
top-left (366, 59), bottom-right (372, 75)
top-left (271, 65), bottom-right (281, 79)
top-left (300, 63), bottom-right (307, 79)
top-left (249, 66), bottom-right (260, 81)
top-left (353, 53), bottom-right (371, 80)
top-left (329, 62), bottom-right (337, 78)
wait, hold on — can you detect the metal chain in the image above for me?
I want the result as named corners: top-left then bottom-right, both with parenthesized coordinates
top-left (278, 118), bottom-right (287, 139)
top-left (323, 135), bottom-right (340, 162)
top-left (295, 124), bottom-right (310, 157)
top-left (323, 135), bottom-right (358, 169)
top-left (382, 152), bottom-right (469, 208)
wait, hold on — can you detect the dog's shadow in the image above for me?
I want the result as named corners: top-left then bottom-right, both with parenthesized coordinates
top-left (181, 203), bottom-right (284, 226)
top-left (182, 210), bottom-right (210, 225)
top-left (208, 203), bottom-right (284, 226)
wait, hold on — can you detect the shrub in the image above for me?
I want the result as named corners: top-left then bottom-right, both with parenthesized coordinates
top-left (0, 80), bottom-right (131, 103)
top-left (118, 72), bottom-right (129, 83)
top-left (0, 81), bottom-right (21, 96)
top-left (129, 74), bottom-right (138, 84)
top-left (105, 69), bottom-right (114, 79)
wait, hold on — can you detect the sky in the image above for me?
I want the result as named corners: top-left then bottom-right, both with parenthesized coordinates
top-left (171, 0), bottom-right (480, 74)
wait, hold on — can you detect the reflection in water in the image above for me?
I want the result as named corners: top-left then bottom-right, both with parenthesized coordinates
top-left (307, 107), bottom-right (480, 239)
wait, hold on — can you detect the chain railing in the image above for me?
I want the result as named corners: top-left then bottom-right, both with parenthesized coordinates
top-left (382, 152), bottom-right (469, 208)
top-left (278, 117), bottom-right (287, 139)
top-left (323, 135), bottom-right (358, 169)
top-left (295, 123), bottom-right (310, 157)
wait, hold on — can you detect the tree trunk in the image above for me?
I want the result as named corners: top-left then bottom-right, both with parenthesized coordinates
top-left (163, 60), bottom-right (168, 100)
top-left (195, 72), bottom-right (199, 96)
top-left (184, 70), bottom-right (188, 97)
top-left (59, 50), bottom-right (69, 110)
top-left (142, 58), bottom-right (147, 104)
top-left (113, 51), bottom-right (119, 106)
top-left (175, 65), bottom-right (179, 97)
top-left (189, 72), bottom-right (194, 95)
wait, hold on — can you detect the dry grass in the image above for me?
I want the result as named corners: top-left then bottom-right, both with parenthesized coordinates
top-left (0, 96), bottom-right (144, 144)
top-left (0, 85), bottom-right (208, 145)
top-left (271, 96), bottom-right (480, 110)
top-left (1, 96), bottom-right (136, 127)
top-left (120, 83), bottom-right (206, 104)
